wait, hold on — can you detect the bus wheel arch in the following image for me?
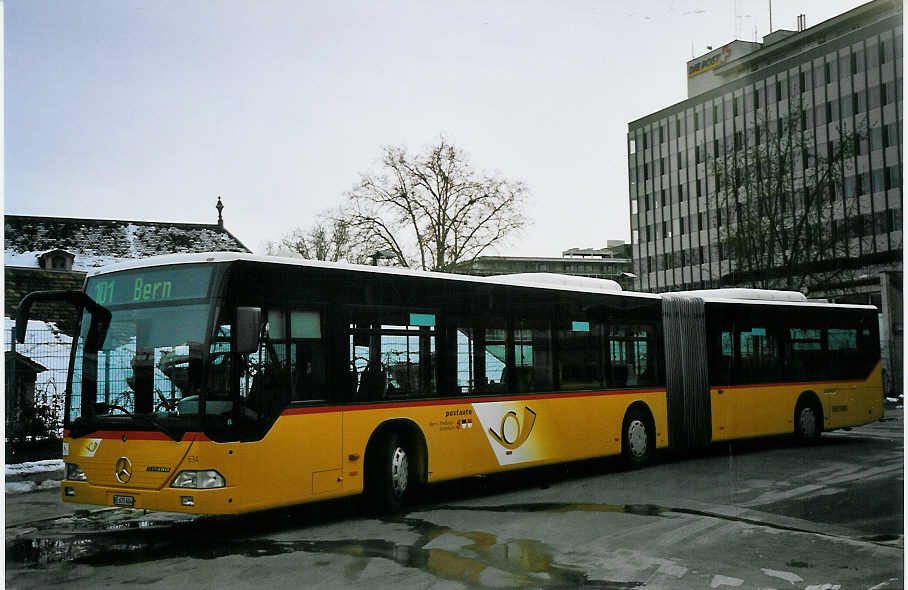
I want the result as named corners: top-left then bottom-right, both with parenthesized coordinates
top-left (364, 419), bottom-right (428, 512)
top-left (621, 401), bottom-right (656, 468)
top-left (794, 391), bottom-right (823, 444)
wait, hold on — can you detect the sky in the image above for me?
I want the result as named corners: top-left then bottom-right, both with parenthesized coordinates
top-left (4, 0), bottom-right (870, 258)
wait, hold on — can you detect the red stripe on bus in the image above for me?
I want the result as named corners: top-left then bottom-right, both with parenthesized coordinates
top-left (87, 431), bottom-right (173, 441)
top-left (281, 388), bottom-right (665, 416)
top-left (282, 406), bottom-right (342, 416)
top-left (713, 378), bottom-right (872, 391)
top-left (71, 430), bottom-right (209, 442)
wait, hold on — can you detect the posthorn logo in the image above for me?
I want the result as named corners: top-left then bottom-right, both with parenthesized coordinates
top-left (488, 406), bottom-right (537, 450)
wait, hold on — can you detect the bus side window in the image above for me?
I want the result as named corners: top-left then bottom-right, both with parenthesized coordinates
top-left (607, 324), bottom-right (656, 387)
top-left (289, 310), bottom-right (327, 402)
top-left (709, 323), bottom-right (734, 386)
top-left (511, 319), bottom-right (553, 393)
top-left (208, 321), bottom-right (232, 398)
top-left (556, 320), bottom-right (603, 391)
top-left (455, 323), bottom-right (506, 394)
top-left (827, 325), bottom-right (860, 380)
top-left (736, 326), bottom-right (780, 384)
top-left (241, 309), bottom-right (290, 419)
top-left (348, 308), bottom-right (437, 401)
top-left (786, 327), bottom-right (823, 381)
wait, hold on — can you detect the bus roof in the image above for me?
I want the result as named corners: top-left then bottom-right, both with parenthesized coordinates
top-left (86, 251), bottom-right (660, 300)
top-left (87, 252), bottom-right (878, 311)
top-left (669, 288), bottom-right (807, 303)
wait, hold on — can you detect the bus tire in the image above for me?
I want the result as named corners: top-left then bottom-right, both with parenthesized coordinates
top-left (622, 406), bottom-right (655, 469)
top-left (794, 398), bottom-right (822, 444)
top-left (367, 431), bottom-right (412, 513)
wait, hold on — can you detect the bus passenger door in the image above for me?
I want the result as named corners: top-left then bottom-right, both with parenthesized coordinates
top-left (731, 325), bottom-right (783, 438)
top-left (239, 307), bottom-right (343, 507)
top-left (287, 309), bottom-right (344, 496)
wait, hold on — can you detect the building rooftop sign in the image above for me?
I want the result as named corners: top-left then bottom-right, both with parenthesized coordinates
top-left (687, 45), bottom-right (732, 79)
top-left (686, 40), bottom-right (762, 97)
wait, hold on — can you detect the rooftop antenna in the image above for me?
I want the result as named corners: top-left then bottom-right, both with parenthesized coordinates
top-left (769, 0), bottom-right (773, 33)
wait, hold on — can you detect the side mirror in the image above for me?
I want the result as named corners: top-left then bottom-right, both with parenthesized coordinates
top-left (235, 307), bottom-right (262, 354)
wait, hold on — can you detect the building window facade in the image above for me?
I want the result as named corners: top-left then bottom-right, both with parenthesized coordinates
top-left (627, 9), bottom-right (902, 294)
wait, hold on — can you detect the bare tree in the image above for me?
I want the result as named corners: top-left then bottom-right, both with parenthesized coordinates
top-left (712, 106), bottom-right (865, 295)
top-left (267, 213), bottom-right (368, 263)
top-left (343, 138), bottom-right (529, 271)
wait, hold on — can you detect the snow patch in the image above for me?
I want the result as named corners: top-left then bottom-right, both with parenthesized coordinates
top-left (710, 574), bottom-right (744, 588)
top-left (761, 568), bottom-right (803, 584)
top-left (5, 250), bottom-right (42, 268)
top-left (125, 223), bottom-right (139, 258)
top-left (72, 254), bottom-right (132, 271)
top-left (6, 459), bottom-right (64, 477)
top-left (657, 563), bottom-right (688, 578)
top-left (4, 247), bottom-right (130, 271)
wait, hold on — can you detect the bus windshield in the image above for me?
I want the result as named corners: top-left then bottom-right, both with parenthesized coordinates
top-left (68, 265), bottom-right (217, 437)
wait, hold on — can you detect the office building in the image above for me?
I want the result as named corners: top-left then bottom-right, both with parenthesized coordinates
top-left (627, 0), bottom-right (901, 302)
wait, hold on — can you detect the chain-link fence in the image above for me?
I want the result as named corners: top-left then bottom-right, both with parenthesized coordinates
top-left (5, 324), bottom-right (72, 441)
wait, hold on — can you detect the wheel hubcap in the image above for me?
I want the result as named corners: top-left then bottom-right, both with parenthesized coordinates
top-left (391, 446), bottom-right (409, 497)
top-left (627, 420), bottom-right (648, 457)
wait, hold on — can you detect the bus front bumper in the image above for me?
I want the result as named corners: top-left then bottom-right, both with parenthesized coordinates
top-left (61, 480), bottom-right (240, 515)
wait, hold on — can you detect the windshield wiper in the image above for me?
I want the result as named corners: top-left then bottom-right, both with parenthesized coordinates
top-left (93, 403), bottom-right (183, 442)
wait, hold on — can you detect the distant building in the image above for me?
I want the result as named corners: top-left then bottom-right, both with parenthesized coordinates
top-left (563, 240), bottom-right (633, 260)
top-left (451, 241), bottom-right (636, 289)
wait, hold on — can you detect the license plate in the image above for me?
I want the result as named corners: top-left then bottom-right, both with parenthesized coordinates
top-left (113, 495), bottom-right (135, 507)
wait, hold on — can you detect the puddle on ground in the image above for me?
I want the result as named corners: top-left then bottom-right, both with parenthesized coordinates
top-left (433, 502), bottom-right (904, 549)
top-left (6, 510), bottom-right (643, 588)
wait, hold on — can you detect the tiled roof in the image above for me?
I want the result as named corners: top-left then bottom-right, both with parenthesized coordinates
top-left (4, 215), bottom-right (250, 271)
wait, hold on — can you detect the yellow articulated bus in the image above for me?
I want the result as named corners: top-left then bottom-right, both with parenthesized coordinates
top-left (15, 253), bottom-right (883, 515)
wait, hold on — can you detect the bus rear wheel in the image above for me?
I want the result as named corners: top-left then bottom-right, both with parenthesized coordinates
top-left (622, 407), bottom-right (654, 469)
top-left (794, 400), bottom-right (822, 444)
top-left (367, 432), bottom-right (411, 513)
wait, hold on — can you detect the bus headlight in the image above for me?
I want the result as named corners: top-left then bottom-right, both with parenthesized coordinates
top-left (65, 463), bottom-right (87, 481)
top-left (171, 470), bottom-right (225, 489)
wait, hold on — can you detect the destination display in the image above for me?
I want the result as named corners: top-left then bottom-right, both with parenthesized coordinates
top-left (87, 265), bottom-right (214, 306)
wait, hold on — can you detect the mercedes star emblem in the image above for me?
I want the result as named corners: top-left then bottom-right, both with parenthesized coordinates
top-left (115, 457), bottom-right (133, 484)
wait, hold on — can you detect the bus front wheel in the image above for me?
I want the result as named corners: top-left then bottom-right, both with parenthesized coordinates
top-left (367, 432), bottom-right (411, 512)
top-left (622, 406), bottom-right (654, 469)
